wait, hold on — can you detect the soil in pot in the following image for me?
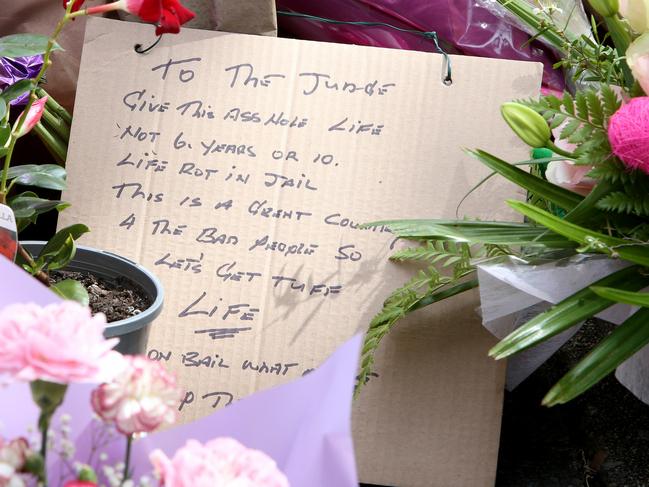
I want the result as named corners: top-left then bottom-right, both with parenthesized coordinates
top-left (49, 270), bottom-right (151, 322)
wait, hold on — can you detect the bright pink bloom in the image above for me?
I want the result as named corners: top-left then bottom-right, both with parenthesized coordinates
top-left (14, 97), bottom-right (47, 138)
top-left (0, 302), bottom-right (121, 384)
top-left (85, 0), bottom-right (195, 35)
top-left (63, 482), bottom-right (97, 487)
top-left (91, 356), bottom-right (180, 435)
top-left (150, 438), bottom-right (289, 487)
top-left (0, 437), bottom-right (30, 487)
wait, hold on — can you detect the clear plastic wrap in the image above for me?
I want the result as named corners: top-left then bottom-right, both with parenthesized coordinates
top-left (276, 0), bottom-right (567, 90)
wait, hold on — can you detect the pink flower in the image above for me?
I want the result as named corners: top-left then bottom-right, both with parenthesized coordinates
top-left (14, 97), bottom-right (47, 138)
top-left (150, 438), bottom-right (289, 487)
top-left (546, 122), bottom-right (595, 196)
top-left (91, 356), bottom-right (181, 435)
top-left (545, 160), bottom-right (596, 196)
top-left (0, 302), bottom-right (121, 384)
top-left (0, 437), bottom-right (30, 487)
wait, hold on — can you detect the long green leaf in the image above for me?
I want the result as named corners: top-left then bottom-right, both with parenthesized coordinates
top-left (543, 307), bottom-right (649, 406)
top-left (508, 200), bottom-right (649, 267)
top-left (590, 286), bottom-right (649, 307)
top-left (564, 180), bottom-right (612, 224)
top-left (369, 219), bottom-right (575, 248)
top-left (489, 265), bottom-right (649, 359)
top-left (469, 149), bottom-right (583, 211)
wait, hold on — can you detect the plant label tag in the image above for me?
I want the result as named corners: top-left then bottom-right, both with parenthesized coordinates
top-left (0, 204), bottom-right (17, 262)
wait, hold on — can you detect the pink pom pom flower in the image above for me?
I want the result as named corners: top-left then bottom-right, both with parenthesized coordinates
top-left (0, 302), bottom-right (121, 384)
top-left (608, 97), bottom-right (649, 174)
top-left (91, 356), bottom-right (181, 435)
top-left (150, 438), bottom-right (289, 487)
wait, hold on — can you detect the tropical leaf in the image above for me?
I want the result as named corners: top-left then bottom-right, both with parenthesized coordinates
top-left (508, 200), bottom-right (649, 267)
top-left (489, 265), bottom-right (649, 359)
top-left (468, 149), bottom-right (583, 211)
top-left (543, 307), bottom-right (649, 406)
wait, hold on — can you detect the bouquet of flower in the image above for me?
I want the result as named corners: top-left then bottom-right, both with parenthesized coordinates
top-left (0, 300), bottom-right (289, 487)
top-left (359, 0), bottom-right (649, 406)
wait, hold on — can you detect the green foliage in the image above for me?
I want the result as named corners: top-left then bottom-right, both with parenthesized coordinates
top-left (489, 265), bottom-right (649, 359)
top-left (521, 87), bottom-right (619, 166)
top-left (544, 307), bottom-right (649, 406)
top-left (0, 34), bottom-right (61, 59)
top-left (357, 239), bottom-right (479, 393)
top-left (1, 80), bottom-right (35, 105)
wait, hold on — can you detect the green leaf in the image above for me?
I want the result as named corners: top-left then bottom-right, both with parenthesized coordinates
top-left (543, 307), bottom-right (649, 406)
top-left (601, 85), bottom-right (621, 116)
top-left (508, 200), bottom-right (649, 267)
top-left (564, 180), bottom-right (612, 224)
top-left (489, 265), bottom-right (649, 359)
top-left (9, 195), bottom-right (68, 219)
top-left (38, 235), bottom-right (76, 271)
top-left (369, 219), bottom-right (576, 248)
top-left (560, 119), bottom-right (581, 139)
top-left (468, 149), bottom-right (583, 211)
top-left (0, 100), bottom-right (6, 122)
top-left (590, 286), bottom-right (649, 307)
top-left (562, 92), bottom-right (575, 116)
top-left (0, 34), bottom-right (61, 58)
top-left (1, 80), bottom-right (34, 104)
top-left (0, 164), bottom-right (66, 181)
top-left (50, 279), bottom-right (89, 306)
top-left (39, 224), bottom-right (89, 259)
top-left (575, 91), bottom-right (589, 120)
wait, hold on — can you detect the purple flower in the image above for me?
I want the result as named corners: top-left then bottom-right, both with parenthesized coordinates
top-left (0, 56), bottom-right (43, 106)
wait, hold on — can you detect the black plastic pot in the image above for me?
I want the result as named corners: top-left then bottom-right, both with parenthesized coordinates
top-left (23, 241), bottom-right (163, 355)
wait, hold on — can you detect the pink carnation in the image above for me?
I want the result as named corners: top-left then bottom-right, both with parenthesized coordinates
top-left (150, 438), bottom-right (289, 487)
top-left (0, 302), bottom-right (121, 384)
top-left (0, 437), bottom-right (30, 487)
top-left (91, 356), bottom-right (181, 435)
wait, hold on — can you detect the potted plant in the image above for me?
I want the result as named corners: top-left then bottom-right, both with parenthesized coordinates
top-left (0, 0), bottom-right (194, 352)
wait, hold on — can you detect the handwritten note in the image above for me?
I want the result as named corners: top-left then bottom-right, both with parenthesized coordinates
top-left (60, 18), bottom-right (541, 486)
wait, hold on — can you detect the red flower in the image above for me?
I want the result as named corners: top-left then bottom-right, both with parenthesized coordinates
top-left (62, 0), bottom-right (85, 13)
top-left (82, 0), bottom-right (195, 35)
top-left (129, 0), bottom-right (195, 35)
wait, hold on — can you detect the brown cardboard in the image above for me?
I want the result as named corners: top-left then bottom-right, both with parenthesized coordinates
top-left (60, 17), bottom-right (541, 486)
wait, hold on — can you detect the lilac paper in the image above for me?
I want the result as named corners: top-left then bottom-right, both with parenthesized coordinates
top-left (131, 334), bottom-right (361, 487)
top-left (0, 255), bottom-right (361, 486)
top-left (0, 255), bottom-right (60, 308)
top-left (0, 56), bottom-right (43, 106)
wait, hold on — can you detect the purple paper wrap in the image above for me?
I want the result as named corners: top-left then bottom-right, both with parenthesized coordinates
top-left (0, 56), bottom-right (43, 105)
top-left (277, 0), bottom-right (564, 91)
top-left (0, 257), bottom-right (360, 487)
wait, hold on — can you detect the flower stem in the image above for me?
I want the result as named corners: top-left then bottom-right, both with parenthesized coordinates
top-left (546, 140), bottom-right (574, 159)
top-left (35, 88), bottom-right (72, 125)
top-left (33, 121), bottom-right (68, 164)
top-left (121, 434), bottom-right (133, 485)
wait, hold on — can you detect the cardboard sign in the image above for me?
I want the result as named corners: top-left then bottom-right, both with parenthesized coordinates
top-left (60, 18), bottom-right (541, 486)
